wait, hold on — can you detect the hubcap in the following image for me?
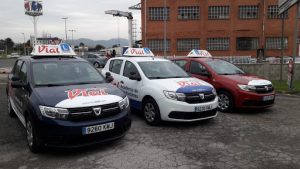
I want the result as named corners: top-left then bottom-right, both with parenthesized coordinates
top-left (26, 121), bottom-right (33, 147)
top-left (144, 103), bottom-right (156, 122)
top-left (218, 94), bottom-right (230, 110)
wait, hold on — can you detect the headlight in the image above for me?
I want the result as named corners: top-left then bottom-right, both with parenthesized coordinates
top-left (212, 88), bottom-right (217, 96)
top-left (237, 84), bottom-right (256, 92)
top-left (39, 106), bottom-right (69, 119)
top-left (163, 91), bottom-right (186, 102)
top-left (119, 96), bottom-right (129, 110)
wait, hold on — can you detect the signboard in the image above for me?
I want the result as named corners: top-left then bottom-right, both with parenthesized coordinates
top-left (24, 0), bottom-right (43, 16)
top-left (187, 50), bottom-right (212, 58)
top-left (123, 48), bottom-right (154, 57)
top-left (31, 44), bottom-right (76, 56)
top-left (278, 0), bottom-right (298, 14)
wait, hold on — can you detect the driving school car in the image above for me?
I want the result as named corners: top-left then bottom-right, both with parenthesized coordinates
top-left (173, 50), bottom-right (275, 112)
top-left (102, 48), bottom-right (218, 125)
top-left (6, 44), bottom-right (131, 153)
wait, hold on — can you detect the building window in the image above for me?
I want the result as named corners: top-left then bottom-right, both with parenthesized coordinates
top-left (236, 37), bottom-right (259, 50)
top-left (208, 6), bottom-right (230, 20)
top-left (268, 5), bottom-right (288, 19)
top-left (266, 37), bottom-right (288, 50)
top-left (239, 6), bottom-right (259, 19)
top-left (149, 7), bottom-right (169, 21)
top-left (178, 6), bottom-right (200, 20)
top-left (148, 39), bottom-right (170, 52)
top-left (207, 38), bottom-right (230, 51)
top-left (177, 39), bottom-right (200, 52)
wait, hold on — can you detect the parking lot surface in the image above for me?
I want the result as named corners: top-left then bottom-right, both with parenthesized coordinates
top-left (0, 74), bottom-right (299, 169)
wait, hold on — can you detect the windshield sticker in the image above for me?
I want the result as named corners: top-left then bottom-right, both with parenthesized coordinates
top-left (66, 88), bottom-right (108, 100)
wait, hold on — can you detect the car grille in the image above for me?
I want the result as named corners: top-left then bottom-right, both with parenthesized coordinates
top-left (255, 84), bottom-right (274, 94)
top-left (68, 102), bottom-right (120, 122)
top-left (185, 92), bottom-right (216, 104)
top-left (169, 109), bottom-right (217, 120)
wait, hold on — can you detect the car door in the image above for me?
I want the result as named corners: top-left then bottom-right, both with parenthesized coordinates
top-left (9, 60), bottom-right (23, 113)
top-left (119, 60), bottom-right (143, 109)
top-left (16, 61), bottom-right (29, 118)
top-left (108, 59), bottom-right (124, 87)
top-left (189, 61), bottom-right (214, 84)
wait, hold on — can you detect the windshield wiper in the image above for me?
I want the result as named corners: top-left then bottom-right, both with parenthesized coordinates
top-left (168, 76), bottom-right (189, 78)
top-left (36, 84), bottom-right (65, 87)
top-left (148, 77), bottom-right (168, 79)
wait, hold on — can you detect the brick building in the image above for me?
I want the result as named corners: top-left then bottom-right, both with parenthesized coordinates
top-left (141, 0), bottom-right (300, 58)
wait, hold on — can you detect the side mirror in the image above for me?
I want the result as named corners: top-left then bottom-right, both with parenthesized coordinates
top-left (105, 72), bottom-right (114, 83)
top-left (201, 72), bottom-right (211, 77)
top-left (11, 81), bottom-right (27, 88)
top-left (129, 72), bottom-right (141, 81)
top-left (11, 76), bottom-right (20, 81)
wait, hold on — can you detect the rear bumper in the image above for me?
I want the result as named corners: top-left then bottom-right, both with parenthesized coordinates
top-left (235, 91), bottom-right (275, 108)
top-left (35, 108), bottom-right (131, 148)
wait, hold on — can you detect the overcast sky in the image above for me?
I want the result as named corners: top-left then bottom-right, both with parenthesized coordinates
top-left (0, 0), bottom-right (141, 43)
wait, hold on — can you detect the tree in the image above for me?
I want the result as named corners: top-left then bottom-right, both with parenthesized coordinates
top-left (79, 42), bottom-right (85, 47)
top-left (5, 38), bottom-right (14, 52)
top-left (95, 44), bottom-right (105, 51)
top-left (112, 44), bottom-right (119, 48)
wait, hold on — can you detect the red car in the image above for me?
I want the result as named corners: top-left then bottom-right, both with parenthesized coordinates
top-left (173, 52), bottom-right (275, 112)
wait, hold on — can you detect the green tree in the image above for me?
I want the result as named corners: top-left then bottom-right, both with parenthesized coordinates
top-left (112, 44), bottom-right (119, 48)
top-left (79, 42), bottom-right (85, 47)
top-left (95, 44), bottom-right (105, 51)
top-left (5, 38), bottom-right (14, 52)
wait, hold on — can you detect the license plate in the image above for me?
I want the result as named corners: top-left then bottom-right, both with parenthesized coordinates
top-left (82, 122), bottom-right (114, 135)
top-left (195, 105), bottom-right (213, 112)
top-left (263, 95), bottom-right (275, 101)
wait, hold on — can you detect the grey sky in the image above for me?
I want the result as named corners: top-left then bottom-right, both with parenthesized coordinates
top-left (0, 0), bottom-right (141, 43)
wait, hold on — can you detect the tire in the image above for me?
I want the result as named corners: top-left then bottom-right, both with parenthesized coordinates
top-left (93, 62), bottom-right (100, 68)
top-left (7, 97), bottom-right (16, 117)
top-left (143, 98), bottom-right (161, 126)
top-left (26, 116), bottom-right (43, 153)
top-left (218, 91), bottom-right (234, 112)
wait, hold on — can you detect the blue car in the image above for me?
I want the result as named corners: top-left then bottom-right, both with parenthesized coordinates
top-left (6, 44), bottom-right (131, 153)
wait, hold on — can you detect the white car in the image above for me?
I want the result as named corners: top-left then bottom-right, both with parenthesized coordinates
top-left (102, 48), bottom-right (218, 125)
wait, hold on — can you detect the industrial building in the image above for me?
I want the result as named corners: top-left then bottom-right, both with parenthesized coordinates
top-left (140, 0), bottom-right (300, 58)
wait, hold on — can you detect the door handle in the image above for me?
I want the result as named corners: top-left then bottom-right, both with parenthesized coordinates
top-left (120, 81), bottom-right (124, 84)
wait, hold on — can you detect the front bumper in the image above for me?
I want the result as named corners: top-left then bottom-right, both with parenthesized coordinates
top-left (157, 97), bottom-right (218, 122)
top-left (35, 108), bottom-right (131, 148)
top-left (235, 90), bottom-right (275, 108)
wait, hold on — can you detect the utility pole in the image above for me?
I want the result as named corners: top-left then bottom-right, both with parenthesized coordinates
top-left (62, 17), bottom-right (69, 43)
top-left (280, 12), bottom-right (285, 81)
top-left (22, 33), bottom-right (26, 55)
top-left (68, 29), bottom-right (76, 47)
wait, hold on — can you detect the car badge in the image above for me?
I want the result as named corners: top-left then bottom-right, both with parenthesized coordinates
top-left (199, 93), bottom-right (205, 100)
top-left (93, 107), bottom-right (102, 116)
top-left (265, 86), bottom-right (269, 91)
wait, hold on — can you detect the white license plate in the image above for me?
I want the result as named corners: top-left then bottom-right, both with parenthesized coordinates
top-left (195, 105), bottom-right (213, 112)
top-left (82, 122), bottom-right (114, 135)
top-left (263, 95), bottom-right (275, 101)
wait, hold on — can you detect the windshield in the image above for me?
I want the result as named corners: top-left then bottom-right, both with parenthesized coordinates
top-left (32, 61), bottom-right (105, 86)
top-left (206, 60), bottom-right (245, 75)
top-left (138, 61), bottom-right (189, 79)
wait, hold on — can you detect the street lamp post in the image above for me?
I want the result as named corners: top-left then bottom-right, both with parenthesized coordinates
top-left (69, 29), bottom-right (76, 47)
top-left (22, 33), bottom-right (26, 55)
top-left (62, 17), bottom-right (69, 43)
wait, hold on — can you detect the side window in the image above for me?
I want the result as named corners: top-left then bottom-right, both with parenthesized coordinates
top-left (109, 59), bottom-right (123, 74)
top-left (190, 61), bottom-right (208, 75)
top-left (19, 62), bottom-right (27, 83)
top-left (123, 61), bottom-right (140, 78)
top-left (174, 60), bottom-right (188, 70)
top-left (13, 60), bottom-right (23, 76)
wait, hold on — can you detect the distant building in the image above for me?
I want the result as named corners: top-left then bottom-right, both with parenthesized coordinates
top-left (30, 36), bottom-right (62, 46)
top-left (141, 0), bottom-right (300, 58)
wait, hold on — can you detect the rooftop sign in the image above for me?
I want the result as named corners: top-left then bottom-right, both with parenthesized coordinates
top-left (123, 48), bottom-right (154, 57)
top-left (31, 44), bottom-right (76, 56)
top-left (187, 50), bottom-right (212, 58)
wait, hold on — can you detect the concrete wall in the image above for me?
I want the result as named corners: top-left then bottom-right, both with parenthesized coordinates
top-left (236, 63), bottom-right (300, 80)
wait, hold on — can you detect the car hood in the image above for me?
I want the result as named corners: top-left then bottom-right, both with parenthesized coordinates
top-left (34, 83), bottom-right (125, 108)
top-left (150, 77), bottom-right (214, 93)
top-left (221, 74), bottom-right (272, 86)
